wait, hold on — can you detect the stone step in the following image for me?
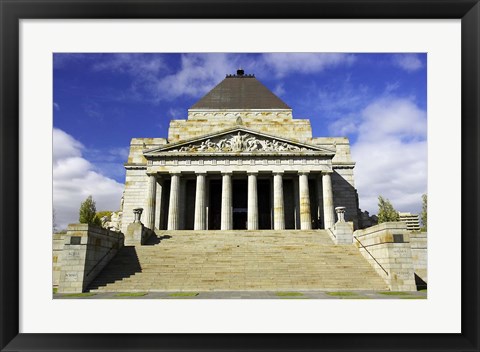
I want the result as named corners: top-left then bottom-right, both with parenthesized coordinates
top-left (88, 230), bottom-right (388, 292)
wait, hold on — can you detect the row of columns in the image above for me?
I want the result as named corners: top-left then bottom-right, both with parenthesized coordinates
top-left (144, 171), bottom-right (336, 231)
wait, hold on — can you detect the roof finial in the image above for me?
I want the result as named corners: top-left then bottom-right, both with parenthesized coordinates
top-left (236, 68), bottom-right (244, 76)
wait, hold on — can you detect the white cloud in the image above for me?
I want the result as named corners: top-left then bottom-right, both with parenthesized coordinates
top-left (93, 53), bottom-right (166, 77)
top-left (392, 54), bottom-right (423, 72)
top-left (168, 107), bottom-right (185, 119)
top-left (262, 53), bottom-right (355, 78)
top-left (53, 128), bottom-right (124, 230)
top-left (154, 54), bottom-right (236, 100)
top-left (273, 83), bottom-right (285, 97)
top-left (349, 97), bottom-right (427, 215)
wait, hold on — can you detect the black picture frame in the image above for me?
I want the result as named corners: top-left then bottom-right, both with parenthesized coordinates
top-left (1, 1), bottom-right (479, 351)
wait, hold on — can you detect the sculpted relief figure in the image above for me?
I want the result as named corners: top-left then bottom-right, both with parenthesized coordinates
top-left (170, 132), bottom-right (308, 153)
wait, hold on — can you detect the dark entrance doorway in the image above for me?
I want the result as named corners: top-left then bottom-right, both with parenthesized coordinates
top-left (208, 179), bottom-right (221, 230)
top-left (232, 179), bottom-right (247, 229)
top-left (257, 179), bottom-right (272, 229)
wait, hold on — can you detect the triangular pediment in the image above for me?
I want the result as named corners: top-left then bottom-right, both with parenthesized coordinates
top-left (144, 127), bottom-right (335, 156)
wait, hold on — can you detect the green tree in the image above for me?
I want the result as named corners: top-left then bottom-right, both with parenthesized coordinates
top-left (79, 195), bottom-right (101, 226)
top-left (377, 195), bottom-right (399, 223)
top-left (421, 193), bottom-right (427, 231)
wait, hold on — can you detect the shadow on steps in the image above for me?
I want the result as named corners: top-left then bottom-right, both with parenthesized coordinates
top-left (144, 234), bottom-right (172, 245)
top-left (87, 246), bottom-right (142, 291)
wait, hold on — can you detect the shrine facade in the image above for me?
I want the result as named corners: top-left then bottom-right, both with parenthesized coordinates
top-left (120, 70), bottom-right (360, 233)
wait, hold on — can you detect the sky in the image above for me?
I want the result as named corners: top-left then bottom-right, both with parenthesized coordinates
top-left (53, 53), bottom-right (427, 230)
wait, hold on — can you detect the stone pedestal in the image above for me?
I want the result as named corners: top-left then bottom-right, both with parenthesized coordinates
top-left (221, 173), bottom-right (232, 230)
top-left (167, 173), bottom-right (180, 230)
top-left (273, 173), bottom-right (285, 230)
top-left (322, 171), bottom-right (335, 229)
top-left (194, 173), bottom-right (206, 230)
top-left (299, 172), bottom-right (312, 230)
top-left (247, 173), bottom-right (258, 230)
top-left (333, 206), bottom-right (353, 244)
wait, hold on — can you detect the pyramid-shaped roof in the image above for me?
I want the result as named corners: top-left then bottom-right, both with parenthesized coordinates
top-left (190, 71), bottom-right (291, 110)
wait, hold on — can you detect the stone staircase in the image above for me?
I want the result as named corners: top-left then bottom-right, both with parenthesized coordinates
top-left (88, 230), bottom-right (388, 292)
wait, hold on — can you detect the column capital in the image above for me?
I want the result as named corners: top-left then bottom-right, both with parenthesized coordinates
top-left (273, 172), bottom-right (284, 176)
top-left (322, 170), bottom-right (333, 176)
top-left (221, 172), bottom-right (232, 176)
top-left (247, 171), bottom-right (258, 176)
top-left (195, 172), bottom-right (207, 176)
top-left (169, 172), bottom-right (182, 176)
top-left (298, 171), bottom-right (310, 176)
top-left (146, 172), bottom-right (158, 177)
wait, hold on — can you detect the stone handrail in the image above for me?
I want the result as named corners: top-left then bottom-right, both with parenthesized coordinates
top-left (353, 236), bottom-right (389, 276)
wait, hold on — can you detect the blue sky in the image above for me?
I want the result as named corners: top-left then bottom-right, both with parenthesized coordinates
top-left (53, 53), bottom-right (427, 229)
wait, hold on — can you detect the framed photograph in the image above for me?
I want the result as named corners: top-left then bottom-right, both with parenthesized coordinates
top-left (1, 0), bottom-right (479, 351)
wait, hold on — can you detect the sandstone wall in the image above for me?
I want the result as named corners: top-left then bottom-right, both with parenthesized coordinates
top-left (168, 111), bottom-right (312, 143)
top-left (53, 233), bottom-right (66, 290)
top-left (57, 224), bottom-right (124, 293)
top-left (332, 168), bottom-right (359, 228)
top-left (122, 168), bottom-right (148, 234)
top-left (410, 232), bottom-right (428, 283)
top-left (353, 222), bottom-right (417, 291)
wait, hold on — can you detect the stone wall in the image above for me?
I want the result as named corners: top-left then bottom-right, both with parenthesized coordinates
top-left (52, 233), bottom-right (66, 290)
top-left (57, 224), bottom-right (124, 293)
top-left (168, 110), bottom-right (313, 143)
top-left (353, 222), bottom-right (417, 291)
top-left (122, 168), bottom-right (148, 233)
top-left (410, 232), bottom-right (427, 283)
top-left (332, 169), bottom-right (359, 228)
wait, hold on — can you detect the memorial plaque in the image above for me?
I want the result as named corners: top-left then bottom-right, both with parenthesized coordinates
top-left (393, 234), bottom-right (404, 243)
top-left (70, 236), bottom-right (81, 245)
top-left (65, 272), bottom-right (78, 282)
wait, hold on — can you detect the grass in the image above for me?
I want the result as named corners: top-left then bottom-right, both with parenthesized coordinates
top-left (62, 292), bottom-right (97, 298)
top-left (115, 292), bottom-right (148, 297)
top-left (400, 296), bottom-right (427, 299)
top-left (326, 291), bottom-right (357, 297)
top-left (379, 291), bottom-right (411, 296)
top-left (343, 296), bottom-right (372, 299)
top-left (169, 292), bottom-right (199, 297)
top-left (275, 292), bottom-right (304, 297)
top-left (53, 288), bottom-right (58, 294)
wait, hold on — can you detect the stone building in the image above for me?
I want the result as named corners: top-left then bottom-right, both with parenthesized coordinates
top-left (399, 212), bottom-right (421, 232)
top-left (121, 70), bottom-right (360, 234)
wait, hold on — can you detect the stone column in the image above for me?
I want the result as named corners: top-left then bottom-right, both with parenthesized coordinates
top-left (323, 171), bottom-right (336, 229)
top-left (194, 173), bottom-right (207, 230)
top-left (144, 173), bottom-right (157, 230)
top-left (247, 173), bottom-right (258, 230)
top-left (221, 173), bottom-right (233, 230)
top-left (154, 177), bottom-right (163, 230)
top-left (316, 175), bottom-right (324, 229)
top-left (293, 177), bottom-right (300, 229)
top-left (298, 172), bottom-right (312, 230)
top-left (167, 173), bottom-right (181, 230)
top-left (273, 173), bottom-right (285, 230)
